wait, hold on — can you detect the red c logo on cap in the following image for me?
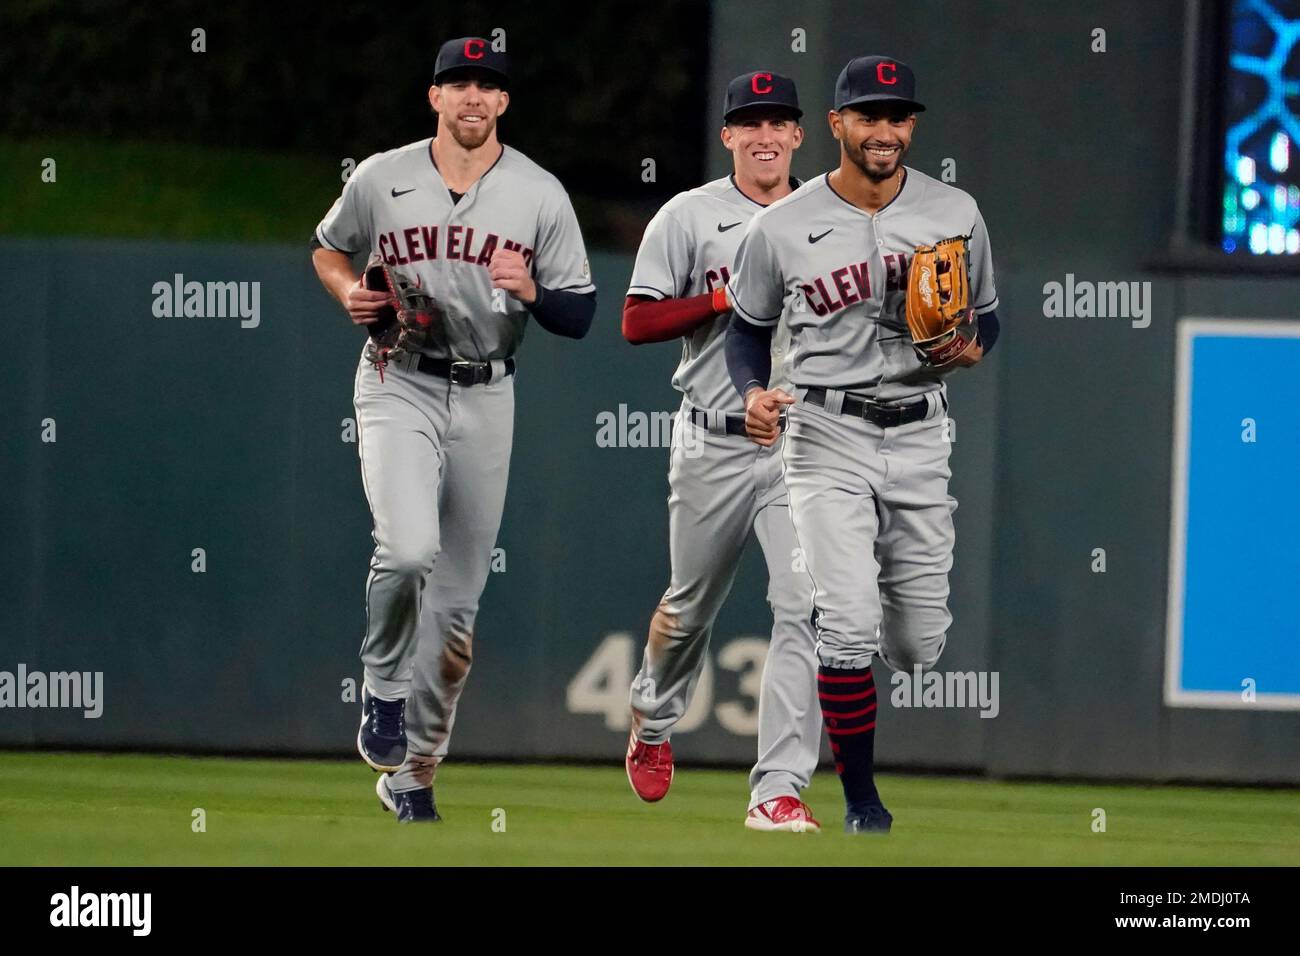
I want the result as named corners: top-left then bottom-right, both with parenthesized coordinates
top-left (877, 62), bottom-right (897, 85)
top-left (752, 72), bottom-right (773, 95)
top-left (464, 39), bottom-right (485, 59)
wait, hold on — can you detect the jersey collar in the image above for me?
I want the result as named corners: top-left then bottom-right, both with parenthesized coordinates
top-left (427, 139), bottom-right (508, 197)
top-left (729, 173), bottom-right (801, 209)
top-left (823, 166), bottom-right (909, 217)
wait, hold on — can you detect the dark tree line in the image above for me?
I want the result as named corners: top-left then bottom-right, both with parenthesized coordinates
top-left (2, 0), bottom-right (711, 206)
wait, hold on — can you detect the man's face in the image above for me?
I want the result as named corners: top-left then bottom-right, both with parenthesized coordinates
top-left (429, 72), bottom-right (509, 149)
top-left (831, 104), bottom-right (916, 183)
top-left (721, 109), bottom-right (804, 190)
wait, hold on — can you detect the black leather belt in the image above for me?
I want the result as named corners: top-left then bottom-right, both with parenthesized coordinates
top-left (803, 387), bottom-right (930, 428)
top-left (688, 407), bottom-right (786, 436)
top-left (417, 356), bottom-right (515, 386)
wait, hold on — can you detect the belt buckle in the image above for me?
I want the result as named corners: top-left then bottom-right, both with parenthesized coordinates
top-left (449, 360), bottom-right (484, 386)
top-left (861, 400), bottom-right (897, 428)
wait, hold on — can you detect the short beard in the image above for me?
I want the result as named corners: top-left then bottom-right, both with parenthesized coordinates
top-left (448, 118), bottom-right (495, 150)
top-left (845, 141), bottom-right (904, 183)
top-left (436, 113), bottom-right (496, 151)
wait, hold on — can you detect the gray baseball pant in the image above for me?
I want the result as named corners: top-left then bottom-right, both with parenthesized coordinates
top-left (629, 405), bottom-right (822, 808)
top-left (780, 387), bottom-right (955, 673)
top-left (352, 350), bottom-right (514, 792)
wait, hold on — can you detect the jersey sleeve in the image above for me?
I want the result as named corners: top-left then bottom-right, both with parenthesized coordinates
top-left (726, 218), bottom-right (784, 328)
top-left (627, 206), bottom-right (692, 301)
top-left (533, 186), bottom-right (596, 295)
top-left (969, 205), bottom-right (999, 315)
top-left (314, 160), bottom-right (373, 255)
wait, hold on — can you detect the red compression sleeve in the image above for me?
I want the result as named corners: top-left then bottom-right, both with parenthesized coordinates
top-left (621, 293), bottom-right (726, 345)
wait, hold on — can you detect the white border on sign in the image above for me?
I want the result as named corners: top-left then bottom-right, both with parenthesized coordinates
top-left (1165, 318), bottom-right (1300, 710)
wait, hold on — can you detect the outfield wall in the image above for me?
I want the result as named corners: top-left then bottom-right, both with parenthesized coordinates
top-left (0, 233), bottom-right (1296, 784)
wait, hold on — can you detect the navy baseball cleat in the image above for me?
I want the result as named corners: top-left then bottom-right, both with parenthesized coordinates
top-left (357, 686), bottom-right (408, 773)
top-left (844, 802), bottom-right (894, 835)
top-left (376, 773), bottom-right (442, 823)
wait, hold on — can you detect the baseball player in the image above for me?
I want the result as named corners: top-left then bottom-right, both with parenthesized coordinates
top-left (724, 56), bottom-right (1000, 834)
top-left (311, 37), bottom-right (596, 822)
top-left (622, 71), bottom-right (824, 832)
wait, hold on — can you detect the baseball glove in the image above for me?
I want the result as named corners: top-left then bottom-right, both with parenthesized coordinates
top-left (362, 254), bottom-right (443, 373)
top-left (905, 235), bottom-right (978, 369)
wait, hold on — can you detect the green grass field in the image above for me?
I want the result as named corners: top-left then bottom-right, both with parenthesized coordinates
top-left (1, 753), bottom-right (1297, 866)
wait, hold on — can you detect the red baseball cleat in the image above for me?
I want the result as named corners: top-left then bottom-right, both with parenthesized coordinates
top-left (745, 796), bottom-right (822, 833)
top-left (625, 732), bottom-right (674, 802)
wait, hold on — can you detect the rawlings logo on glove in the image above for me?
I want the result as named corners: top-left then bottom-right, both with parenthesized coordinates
top-left (905, 235), bottom-right (978, 369)
top-left (362, 254), bottom-right (443, 374)
top-left (916, 264), bottom-right (934, 305)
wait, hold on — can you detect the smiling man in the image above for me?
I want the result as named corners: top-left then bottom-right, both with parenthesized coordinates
top-left (311, 37), bottom-right (596, 822)
top-left (724, 56), bottom-right (1001, 835)
top-left (620, 71), bottom-right (824, 833)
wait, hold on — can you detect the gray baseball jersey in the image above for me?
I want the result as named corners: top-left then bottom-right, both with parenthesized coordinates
top-left (316, 139), bottom-right (594, 362)
top-left (626, 176), bottom-right (820, 809)
top-left (628, 175), bottom-right (794, 412)
top-left (319, 138), bottom-right (593, 792)
top-left (727, 166), bottom-right (997, 403)
top-left (724, 164), bottom-right (1000, 676)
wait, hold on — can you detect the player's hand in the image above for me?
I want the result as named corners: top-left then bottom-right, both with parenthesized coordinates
top-left (938, 311), bottom-right (983, 370)
top-left (744, 387), bottom-right (795, 447)
top-left (345, 277), bottom-right (391, 326)
top-left (945, 339), bottom-right (984, 370)
top-left (488, 249), bottom-right (538, 305)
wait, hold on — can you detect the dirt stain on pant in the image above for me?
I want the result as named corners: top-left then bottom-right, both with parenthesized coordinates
top-left (408, 753), bottom-right (439, 789)
top-left (440, 629), bottom-right (473, 686)
top-left (647, 601), bottom-right (684, 663)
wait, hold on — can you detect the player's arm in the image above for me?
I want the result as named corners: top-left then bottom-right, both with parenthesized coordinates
top-left (485, 248), bottom-right (596, 338)
top-left (622, 205), bottom-right (719, 345)
top-left (723, 221), bottom-right (792, 446)
top-left (976, 310), bottom-right (1000, 353)
top-left (531, 284), bottom-right (598, 339)
top-left (958, 206), bottom-right (1002, 364)
top-left (725, 315), bottom-right (790, 446)
top-left (724, 312), bottom-right (771, 398)
top-left (621, 287), bottom-right (730, 345)
top-left (311, 245), bottom-right (389, 326)
top-left (310, 159), bottom-right (387, 326)
top-left (498, 183), bottom-right (598, 339)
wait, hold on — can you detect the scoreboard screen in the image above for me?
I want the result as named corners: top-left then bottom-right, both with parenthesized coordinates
top-left (1219, 0), bottom-right (1300, 255)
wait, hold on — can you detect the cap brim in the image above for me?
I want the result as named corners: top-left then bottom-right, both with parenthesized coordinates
top-left (724, 102), bottom-right (804, 122)
top-left (835, 95), bottom-right (925, 113)
top-left (435, 65), bottom-right (510, 87)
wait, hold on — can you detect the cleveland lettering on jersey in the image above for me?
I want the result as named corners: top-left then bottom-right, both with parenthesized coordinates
top-left (703, 265), bottom-right (732, 292)
top-left (799, 251), bottom-right (913, 316)
top-left (376, 224), bottom-right (534, 270)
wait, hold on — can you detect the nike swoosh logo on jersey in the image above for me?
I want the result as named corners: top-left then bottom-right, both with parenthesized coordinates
top-left (717, 221), bottom-right (742, 232)
top-left (391, 187), bottom-right (417, 197)
top-left (808, 228), bottom-right (834, 243)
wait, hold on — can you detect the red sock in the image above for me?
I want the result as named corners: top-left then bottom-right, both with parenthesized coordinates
top-left (818, 664), bottom-right (880, 809)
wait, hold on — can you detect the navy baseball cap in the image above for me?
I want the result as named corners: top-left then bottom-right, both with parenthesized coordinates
top-left (834, 56), bottom-right (925, 113)
top-left (723, 71), bottom-right (802, 122)
top-left (434, 37), bottom-right (510, 88)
